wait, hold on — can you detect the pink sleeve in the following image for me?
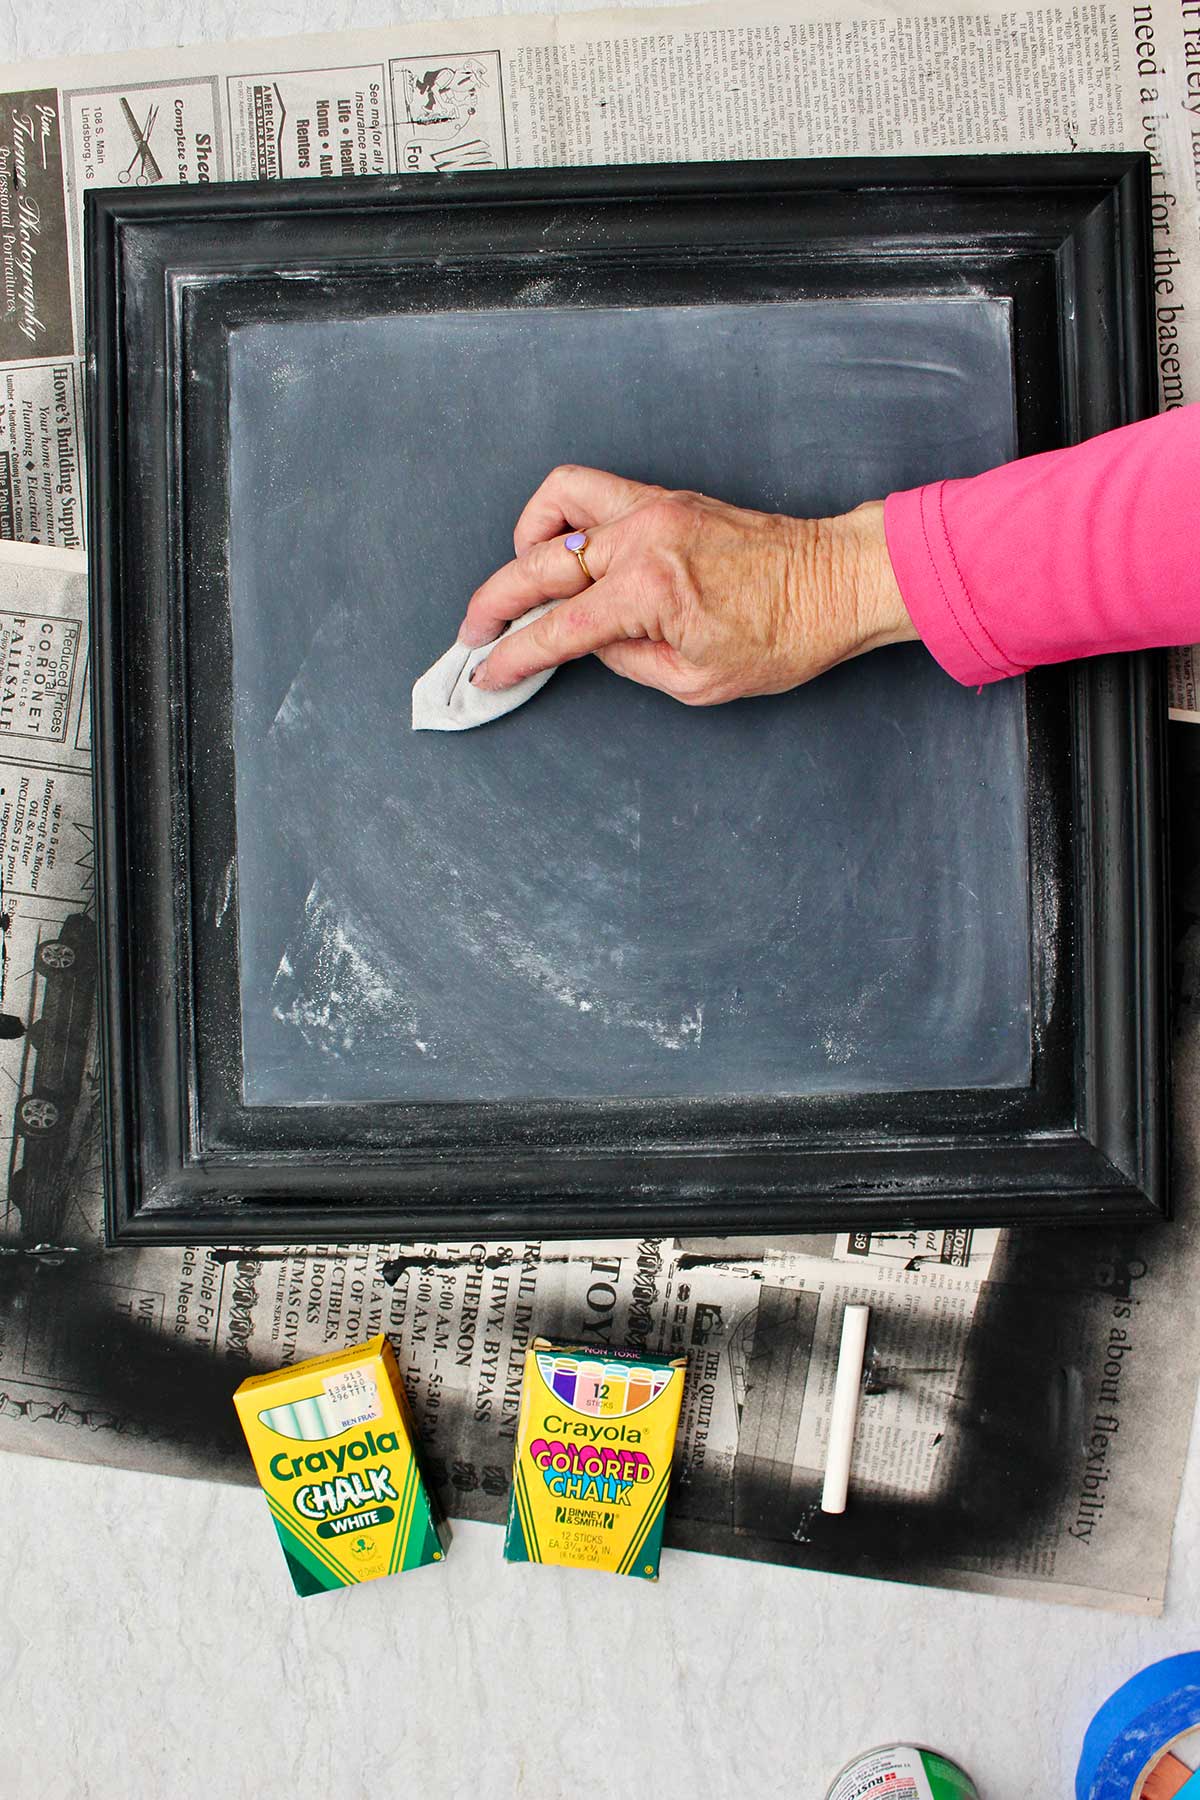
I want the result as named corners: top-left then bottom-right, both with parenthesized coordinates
top-left (883, 405), bottom-right (1200, 685)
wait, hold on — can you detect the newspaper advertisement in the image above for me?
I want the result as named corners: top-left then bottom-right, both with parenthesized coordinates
top-left (1, 0), bottom-right (1199, 1611)
top-left (1169, 643), bottom-right (1200, 720)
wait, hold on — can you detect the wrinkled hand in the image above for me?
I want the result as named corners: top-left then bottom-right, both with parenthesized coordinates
top-left (461, 465), bottom-right (916, 705)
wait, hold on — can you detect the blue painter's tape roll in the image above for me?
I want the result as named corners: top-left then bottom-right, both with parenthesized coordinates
top-left (1077, 1654), bottom-right (1200, 1799)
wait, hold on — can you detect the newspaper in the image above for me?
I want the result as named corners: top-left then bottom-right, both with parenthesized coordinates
top-left (1169, 644), bottom-right (1200, 721)
top-left (1, 0), bottom-right (1198, 1611)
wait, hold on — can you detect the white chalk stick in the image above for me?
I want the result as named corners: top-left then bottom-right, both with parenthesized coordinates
top-left (821, 1304), bottom-right (871, 1515)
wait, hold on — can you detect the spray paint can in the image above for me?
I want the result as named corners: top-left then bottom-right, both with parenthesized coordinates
top-left (824, 1743), bottom-right (980, 1800)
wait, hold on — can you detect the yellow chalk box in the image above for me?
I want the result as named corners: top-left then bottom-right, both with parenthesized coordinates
top-left (233, 1336), bottom-right (448, 1596)
top-left (505, 1338), bottom-right (687, 1580)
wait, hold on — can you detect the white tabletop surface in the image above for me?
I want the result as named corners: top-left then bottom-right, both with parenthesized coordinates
top-left (3, 2), bottom-right (1198, 1794)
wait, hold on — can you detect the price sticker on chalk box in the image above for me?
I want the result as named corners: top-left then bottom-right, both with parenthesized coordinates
top-left (322, 1367), bottom-right (382, 1433)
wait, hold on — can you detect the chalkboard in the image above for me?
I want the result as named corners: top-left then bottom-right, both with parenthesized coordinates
top-left (90, 156), bottom-right (1166, 1242)
top-left (227, 297), bottom-right (1027, 1105)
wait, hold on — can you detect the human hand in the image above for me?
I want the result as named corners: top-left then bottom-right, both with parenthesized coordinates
top-left (460, 465), bottom-right (916, 705)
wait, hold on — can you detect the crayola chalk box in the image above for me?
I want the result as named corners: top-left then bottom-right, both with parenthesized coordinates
top-left (504, 1338), bottom-right (687, 1579)
top-left (233, 1336), bottom-right (449, 1596)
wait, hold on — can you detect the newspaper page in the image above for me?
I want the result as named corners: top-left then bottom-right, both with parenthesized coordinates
top-left (1169, 644), bottom-right (1200, 720)
top-left (1, 1), bottom-right (1198, 1611)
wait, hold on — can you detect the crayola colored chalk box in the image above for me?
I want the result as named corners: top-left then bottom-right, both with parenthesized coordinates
top-left (504, 1338), bottom-right (687, 1580)
top-left (233, 1336), bottom-right (448, 1597)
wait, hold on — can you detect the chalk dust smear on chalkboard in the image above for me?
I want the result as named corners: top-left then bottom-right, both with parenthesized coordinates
top-left (226, 296), bottom-right (1030, 1105)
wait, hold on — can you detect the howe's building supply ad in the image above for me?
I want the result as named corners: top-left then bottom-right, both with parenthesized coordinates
top-left (504, 1338), bottom-right (687, 1579)
top-left (233, 1335), bottom-right (448, 1596)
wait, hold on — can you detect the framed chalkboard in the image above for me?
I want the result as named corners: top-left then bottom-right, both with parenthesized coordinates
top-left (87, 155), bottom-right (1166, 1246)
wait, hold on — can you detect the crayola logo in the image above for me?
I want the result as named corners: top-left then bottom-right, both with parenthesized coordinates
top-left (540, 1414), bottom-right (643, 1443)
top-left (268, 1429), bottom-right (401, 1480)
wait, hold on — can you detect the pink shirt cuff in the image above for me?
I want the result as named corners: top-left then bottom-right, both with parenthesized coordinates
top-left (884, 485), bottom-right (1028, 686)
top-left (883, 406), bottom-right (1200, 687)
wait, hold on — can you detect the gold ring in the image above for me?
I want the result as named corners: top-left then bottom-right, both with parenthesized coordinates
top-left (564, 530), bottom-right (594, 583)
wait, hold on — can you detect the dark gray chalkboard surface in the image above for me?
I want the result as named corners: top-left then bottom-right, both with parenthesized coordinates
top-left (228, 297), bottom-right (1026, 1106)
top-left (90, 157), bottom-right (1168, 1241)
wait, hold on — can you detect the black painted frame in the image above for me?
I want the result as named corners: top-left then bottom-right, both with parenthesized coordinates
top-left (86, 155), bottom-right (1166, 1245)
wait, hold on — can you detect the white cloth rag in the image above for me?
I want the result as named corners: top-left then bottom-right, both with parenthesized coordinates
top-left (411, 601), bottom-right (561, 732)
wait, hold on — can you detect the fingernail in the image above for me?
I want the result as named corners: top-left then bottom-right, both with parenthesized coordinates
top-left (470, 658), bottom-right (492, 688)
top-left (457, 621), bottom-right (492, 649)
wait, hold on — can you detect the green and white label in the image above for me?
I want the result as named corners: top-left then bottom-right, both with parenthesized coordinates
top-left (826, 1745), bottom-right (978, 1800)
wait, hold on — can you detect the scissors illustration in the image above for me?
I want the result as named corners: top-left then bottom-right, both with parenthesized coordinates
top-left (117, 98), bottom-right (163, 185)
